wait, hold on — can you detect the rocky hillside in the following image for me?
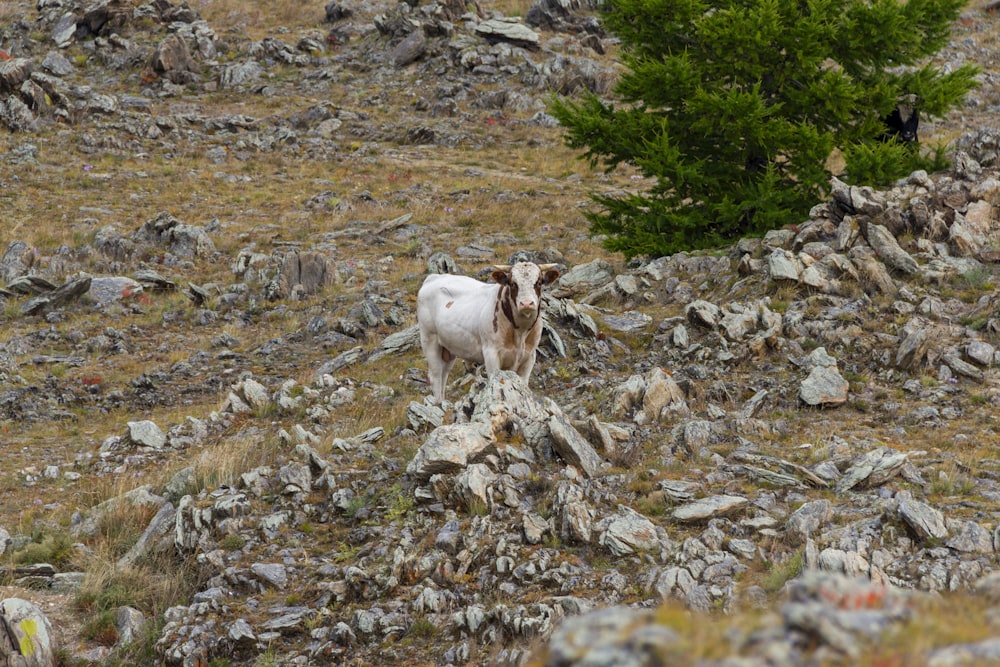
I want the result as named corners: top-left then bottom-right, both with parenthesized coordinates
top-left (1, 0), bottom-right (1000, 666)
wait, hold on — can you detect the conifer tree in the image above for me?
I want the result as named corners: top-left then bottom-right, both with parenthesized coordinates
top-left (550, 0), bottom-right (979, 258)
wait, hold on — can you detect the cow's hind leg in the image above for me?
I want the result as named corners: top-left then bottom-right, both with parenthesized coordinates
top-left (434, 347), bottom-right (457, 401)
top-left (422, 330), bottom-right (456, 401)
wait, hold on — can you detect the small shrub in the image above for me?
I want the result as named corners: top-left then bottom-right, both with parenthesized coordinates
top-left (762, 549), bottom-right (804, 594)
top-left (12, 531), bottom-right (76, 568)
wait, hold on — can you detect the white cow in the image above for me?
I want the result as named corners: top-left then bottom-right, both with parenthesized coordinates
top-left (416, 262), bottom-right (560, 402)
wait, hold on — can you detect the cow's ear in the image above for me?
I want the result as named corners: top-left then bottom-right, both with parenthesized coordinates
top-left (491, 269), bottom-right (510, 285)
top-left (542, 269), bottom-right (560, 285)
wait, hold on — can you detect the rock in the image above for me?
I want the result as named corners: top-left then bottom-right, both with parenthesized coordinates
top-left (219, 61), bottom-right (264, 88)
top-left (406, 401), bottom-right (445, 432)
top-left (367, 325), bottom-right (420, 363)
top-left (848, 244), bottom-right (896, 294)
top-left (273, 251), bottom-right (338, 299)
top-left (551, 258), bottom-right (612, 297)
top-left (40, 51), bottom-right (74, 77)
top-left (785, 499), bottom-right (833, 544)
top-left (406, 422), bottom-right (496, 479)
top-left (475, 18), bottom-right (540, 49)
top-left (51, 13), bottom-right (77, 47)
top-left (0, 58), bottom-right (32, 93)
top-left (672, 495), bottom-right (748, 523)
top-left (897, 492), bottom-right (948, 542)
top-left (548, 413), bottom-right (603, 477)
top-left (152, 34), bottom-right (199, 84)
top-left (133, 213), bottom-right (216, 259)
top-left (640, 367), bottom-right (687, 423)
top-left (522, 512), bottom-right (551, 545)
top-left (965, 339), bottom-right (996, 366)
top-left (22, 277), bottom-right (92, 315)
top-left (113, 606), bottom-right (147, 646)
top-left (598, 506), bottom-right (659, 556)
top-left (895, 325), bottom-right (935, 369)
top-left (0, 598), bottom-right (56, 667)
top-left (455, 463), bottom-right (496, 511)
top-left (88, 277), bottom-right (144, 305)
top-left (251, 563), bottom-right (287, 589)
top-left (392, 29), bottom-right (426, 67)
top-left (863, 222), bottom-right (919, 274)
top-left (945, 520), bottom-right (993, 553)
top-left (118, 502), bottom-right (176, 568)
top-left (928, 639), bottom-right (1000, 666)
top-left (799, 365), bottom-right (849, 407)
top-left (768, 247), bottom-right (802, 281)
top-left (685, 300), bottom-right (721, 328)
top-left (541, 607), bottom-right (676, 667)
top-left (126, 420), bottom-right (166, 449)
top-left (836, 447), bottom-right (908, 492)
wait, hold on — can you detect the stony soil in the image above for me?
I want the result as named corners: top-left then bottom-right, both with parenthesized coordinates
top-left (1, 1), bottom-right (1000, 666)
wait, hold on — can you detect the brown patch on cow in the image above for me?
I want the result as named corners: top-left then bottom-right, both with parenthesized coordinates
top-left (445, 301), bottom-right (454, 309)
top-left (441, 347), bottom-right (454, 362)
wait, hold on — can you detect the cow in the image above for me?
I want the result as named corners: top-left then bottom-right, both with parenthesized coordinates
top-left (880, 100), bottom-right (919, 144)
top-left (416, 261), bottom-right (561, 402)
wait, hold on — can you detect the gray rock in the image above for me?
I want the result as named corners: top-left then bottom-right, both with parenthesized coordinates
top-left (367, 325), bottom-right (420, 363)
top-left (118, 502), bottom-right (176, 568)
top-left (41, 51), bottom-right (74, 76)
top-left (964, 339), bottom-right (996, 366)
top-left (897, 493), bottom-right (948, 542)
top-left (475, 18), bottom-right (540, 48)
top-left (542, 607), bottom-right (677, 667)
top-left (551, 258), bottom-right (612, 297)
top-left (406, 422), bottom-right (496, 479)
top-left (113, 606), bottom-right (147, 646)
top-left (672, 495), bottom-right (748, 523)
top-left (785, 499), bottom-right (832, 544)
top-left (88, 277), bottom-right (144, 305)
top-left (945, 520), bottom-right (993, 553)
top-left (250, 563), bottom-right (288, 589)
top-left (927, 638), bottom-right (1000, 667)
top-left (392, 29), bottom-right (427, 67)
top-left (0, 598), bottom-right (56, 667)
top-left (768, 247), bottom-right (802, 281)
top-left (51, 12), bottom-right (77, 47)
top-left (152, 34), bottom-right (199, 84)
top-left (799, 365), bottom-right (849, 407)
top-left (228, 618), bottom-right (256, 645)
top-left (864, 222), bottom-right (918, 274)
top-left (598, 506), bottom-right (659, 556)
top-left (406, 400), bottom-right (445, 432)
top-left (836, 447), bottom-right (907, 492)
top-left (548, 413), bottom-right (603, 477)
top-left (126, 420), bottom-right (166, 449)
top-left (219, 60), bottom-right (264, 88)
top-left (275, 251), bottom-right (338, 299)
top-left (685, 300), bottom-right (721, 328)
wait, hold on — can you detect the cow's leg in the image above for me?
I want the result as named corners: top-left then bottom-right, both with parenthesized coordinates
top-left (435, 347), bottom-right (457, 402)
top-left (482, 346), bottom-right (501, 377)
top-left (515, 350), bottom-right (536, 383)
top-left (420, 330), bottom-right (450, 402)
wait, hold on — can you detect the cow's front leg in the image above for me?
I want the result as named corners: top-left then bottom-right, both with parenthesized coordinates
top-left (515, 350), bottom-right (536, 382)
top-left (482, 346), bottom-right (502, 377)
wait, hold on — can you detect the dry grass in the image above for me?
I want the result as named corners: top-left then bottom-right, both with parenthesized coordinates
top-left (0, 0), bottom-right (997, 664)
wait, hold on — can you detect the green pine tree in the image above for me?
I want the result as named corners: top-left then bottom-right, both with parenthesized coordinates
top-left (550, 0), bottom-right (980, 258)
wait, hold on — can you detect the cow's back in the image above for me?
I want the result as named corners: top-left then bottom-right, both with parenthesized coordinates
top-left (417, 273), bottom-right (498, 351)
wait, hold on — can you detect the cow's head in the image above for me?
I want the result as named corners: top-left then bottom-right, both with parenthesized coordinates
top-left (491, 262), bottom-right (560, 318)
